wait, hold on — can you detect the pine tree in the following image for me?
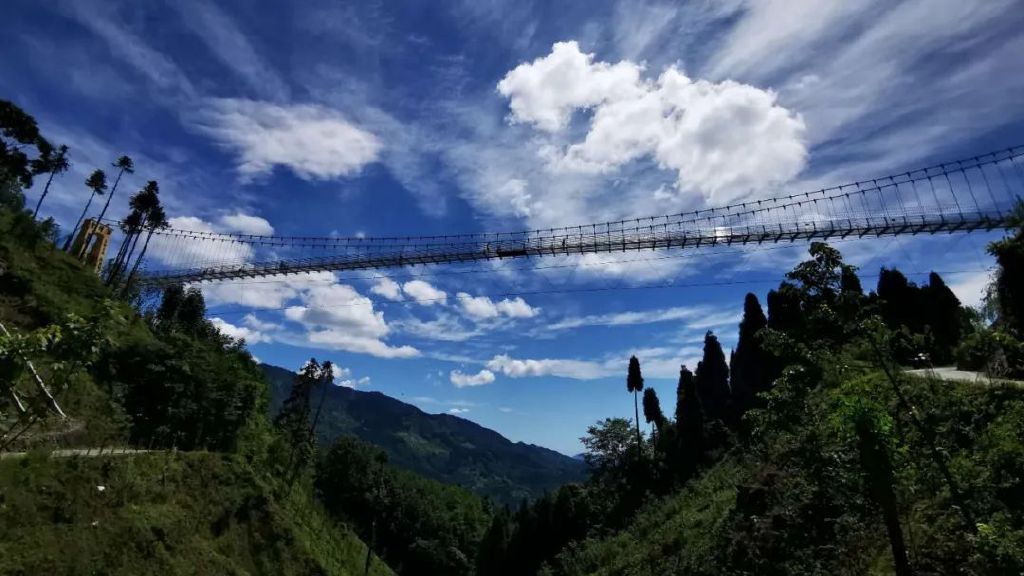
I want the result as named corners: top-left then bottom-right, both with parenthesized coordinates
top-left (626, 356), bottom-right (644, 457)
top-left (924, 271), bottom-right (963, 362)
top-left (694, 331), bottom-right (730, 423)
top-left (275, 358), bottom-right (321, 483)
top-left (730, 293), bottom-right (770, 420)
top-left (674, 364), bottom-right (704, 480)
top-left (876, 267), bottom-right (917, 331)
top-left (767, 282), bottom-right (802, 333)
top-left (642, 387), bottom-right (666, 433)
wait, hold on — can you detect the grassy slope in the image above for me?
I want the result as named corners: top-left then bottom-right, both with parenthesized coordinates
top-left (0, 209), bottom-right (394, 575)
top-left (0, 452), bottom-right (393, 576)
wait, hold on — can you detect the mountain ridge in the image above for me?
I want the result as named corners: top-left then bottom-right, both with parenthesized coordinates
top-left (260, 363), bottom-right (585, 502)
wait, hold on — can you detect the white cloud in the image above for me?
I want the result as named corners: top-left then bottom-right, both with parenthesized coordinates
top-left (242, 313), bottom-right (280, 332)
top-left (337, 374), bottom-right (371, 389)
top-left (218, 213), bottom-right (274, 236)
top-left (948, 269), bottom-right (993, 309)
top-left (402, 280), bottom-right (447, 305)
top-left (210, 317), bottom-right (271, 343)
top-left (193, 98), bottom-right (381, 181)
top-left (498, 40), bottom-right (645, 132)
top-left (170, 0), bottom-right (290, 101)
top-left (450, 369), bottom-right (496, 387)
top-left (547, 305), bottom-right (706, 331)
top-left (201, 272), bottom-right (336, 309)
top-left (455, 293), bottom-right (539, 320)
top-left (370, 277), bottom-right (404, 301)
top-left (448, 407), bottom-right (470, 414)
top-left (498, 407), bottom-right (513, 413)
top-left (149, 215), bottom-right (255, 269)
top-left (329, 364), bottom-right (352, 381)
top-left (260, 279), bottom-right (421, 359)
top-left (497, 41), bottom-right (807, 204)
top-left (485, 353), bottom-right (611, 380)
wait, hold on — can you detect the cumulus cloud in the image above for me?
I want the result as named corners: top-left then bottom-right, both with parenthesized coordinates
top-left (455, 293), bottom-right (539, 320)
top-left (497, 41), bottom-right (807, 204)
top-left (284, 282), bottom-right (419, 358)
top-left (370, 277), bottom-right (404, 301)
top-left (448, 407), bottom-right (470, 414)
top-left (193, 98), bottom-right (381, 181)
top-left (218, 213), bottom-right (274, 235)
top-left (149, 215), bottom-right (256, 268)
top-left (201, 272), bottom-right (336, 309)
top-left (210, 317), bottom-right (272, 343)
top-left (450, 369), bottom-right (496, 387)
top-left (485, 354), bottom-right (611, 380)
top-left (402, 280), bottom-right (447, 305)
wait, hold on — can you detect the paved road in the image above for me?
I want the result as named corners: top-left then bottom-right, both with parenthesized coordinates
top-left (905, 367), bottom-right (1024, 387)
top-left (0, 448), bottom-right (151, 460)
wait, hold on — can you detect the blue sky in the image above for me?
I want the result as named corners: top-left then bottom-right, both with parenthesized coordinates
top-left (4, 0), bottom-right (1024, 454)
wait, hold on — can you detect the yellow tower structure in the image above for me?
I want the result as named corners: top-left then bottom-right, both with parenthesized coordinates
top-left (70, 218), bottom-right (112, 274)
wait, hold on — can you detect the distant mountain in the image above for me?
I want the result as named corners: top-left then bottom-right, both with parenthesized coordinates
top-left (261, 364), bottom-right (585, 503)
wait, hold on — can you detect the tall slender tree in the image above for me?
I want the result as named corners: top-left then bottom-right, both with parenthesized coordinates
top-left (626, 355), bottom-right (644, 457)
top-left (64, 169), bottom-right (106, 251)
top-left (674, 364), bottom-right (704, 480)
top-left (275, 358), bottom-right (320, 483)
top-left (123, 202), bottom-right (168, 292)
top-left (694, 331), bottom-right (730, 423)
top-left (30, 143), bottom-right (70, 219)
top-left (86, 155), bottom-right (133, 248)
top-left (109, 181), bottom-right (159, 285)
top-left (730, 293), bottom-right (770, 420)
top-left (642, 387), bottom-right (666, 434)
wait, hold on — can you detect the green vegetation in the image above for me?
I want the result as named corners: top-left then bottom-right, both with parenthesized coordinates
top-left (261, 364), bottom-right (584, 503)
top-left (1, 98), bottom-right (393, 575)
top-left (4, 97), bottom-right (1024, 575)
top-left (0, 452), bottom-right (393, 576)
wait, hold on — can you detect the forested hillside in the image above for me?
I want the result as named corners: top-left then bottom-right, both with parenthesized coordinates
top-left (262, 363), bottom-right (585, 502)
top-left (3, 97), bottom-right (1024, 575)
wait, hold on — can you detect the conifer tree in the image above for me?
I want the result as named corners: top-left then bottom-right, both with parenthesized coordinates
top-left (730, 293), bottom-right (770, 420)
top-left (923, 271), bottom-right (963, 362)
top-left (642, 387), bottom-right (666, 433)
top-left (694, 331), bottom-right (730, 423)
top-left (674, 364), bottom-right (704, 480)
top-left (626, 356), bottom-right (644, 456)
top-left (275, 358), bottom-right (321, 483)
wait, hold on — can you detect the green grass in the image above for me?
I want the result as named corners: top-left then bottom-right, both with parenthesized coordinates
top-left (0, 451), bottom-right (394, 576)
top-left (553, 459), bottom-right (744, 576)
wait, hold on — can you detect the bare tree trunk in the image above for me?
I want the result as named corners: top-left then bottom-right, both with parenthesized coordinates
top-left (122, 228), bottom-right (155, 294)
top-left (32, 172), bottom-right (56, 219)
top-left (856, 419), bottom-right (913, 576)
top-left (633, 391), bottom-right (642, 458)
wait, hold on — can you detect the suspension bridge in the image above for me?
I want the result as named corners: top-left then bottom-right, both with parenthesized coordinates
top-left (134, 147), bottom-right (1024, 287)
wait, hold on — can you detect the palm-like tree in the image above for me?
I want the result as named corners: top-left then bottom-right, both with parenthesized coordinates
top-left (626, 355), bottom-right (644, 457)
top-left (64, 169), bottom-right (106, 251)
top-left (88, 155), bottom-right (133, 242)
top-left (30, 143), bottom-right (70, 219)
top-left (123, 194), bottom-right (168, 292)
top-left (109, 181), bottom-right (158, 285)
